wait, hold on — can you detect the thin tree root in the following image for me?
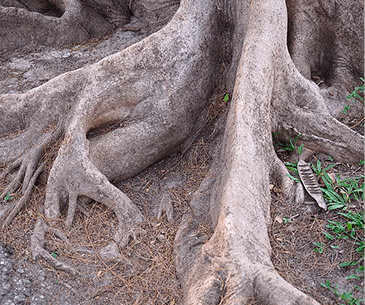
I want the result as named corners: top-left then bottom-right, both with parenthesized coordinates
top-left (1, 125), bottom-right (63, 202)
top-left (30, 217), bottom-right (80, 276)
top-left (2, 162), bottom-right (45, 229)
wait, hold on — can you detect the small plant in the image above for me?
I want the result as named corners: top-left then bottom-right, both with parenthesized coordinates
top-left (4, 192), bottom-right (14, 202)
top-left (284, 156), bottom-right (363, 302)
top-left (313, 242), bottom-right (324, 254)
top-left (279, 134), bottom-right (302, 152)
top-left (316, 167), bottom-right (364, 304)
top-left (310, 160), bottom-right (336, 177)
top-left (359, 160), bottom-right (364, 166)
top-left (283, 218), bottom-right (292, 224)
top-left (223, 93), bottom-right (229, 102)
top-left (321, 280), bottom-right (340, 296)
top-left (342, 78), bottom-right (364, 115)
top-left (284, 147), bottom-right (303, 183)
top-left (321, 280), bottom-right (364, 305)
top-left (343, 105), bottom-right (351, 115)
top-left (285, 160), bottom-right (300, 183)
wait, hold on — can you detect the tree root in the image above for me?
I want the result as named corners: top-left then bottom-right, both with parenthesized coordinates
top-left (1, 162), bottom-right (45, 229)
top-left (30, 217), bottom-right (80, 276)
top-left (0, 0), bottom-right (114, 52)
top-left (0, 124), bottom-right (63, 227)
top-left (175, 0), bottom-right (363, 303)
top-left (0, 0), bottom-right (363, 303)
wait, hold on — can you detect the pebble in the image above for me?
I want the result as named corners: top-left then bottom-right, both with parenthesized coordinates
top-left (0, 244), bottom-right (51, 305)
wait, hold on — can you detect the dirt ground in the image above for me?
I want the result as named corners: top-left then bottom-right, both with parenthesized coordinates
top-left (0, 23), bottom-right (363, 305)
top-left (270, 151), bottom-right (364, 305)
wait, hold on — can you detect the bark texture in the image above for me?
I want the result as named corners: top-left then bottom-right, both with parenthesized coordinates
top-left (0, 0), bottom-right (363, 303)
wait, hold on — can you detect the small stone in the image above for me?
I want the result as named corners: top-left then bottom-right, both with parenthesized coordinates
top-left (2, 283), bottom-right (11, 291)
top-left (30, 294), bottom-right (46, 305)
top-left (14, 294), bottom-right (26, 304)
top-left (0, 287), bottom-right (8, 296)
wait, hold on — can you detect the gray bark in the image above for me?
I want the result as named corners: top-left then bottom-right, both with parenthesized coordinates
top-left (0, 0), bottom-right (363, 303)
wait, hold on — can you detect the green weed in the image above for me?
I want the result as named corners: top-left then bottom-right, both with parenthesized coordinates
top-left (314, 164), bottom-right (364, 304)
top-left (223, 93), bottom-right (229, 102)
top-left (313, 242), bottom-right (324, 254)
top-left (4, 192), bottom-right (13, 202)
top-left (321, 280), bottom-right (364, 305)
top-left (342, 78), bottom-right (364, 115)
top-left (283, 217), bottom-right (292, 224)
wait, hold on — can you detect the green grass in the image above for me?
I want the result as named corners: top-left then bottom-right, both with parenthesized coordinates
top-left (342, 78), bottom-right (364, 115)
top-left (274, 133), bottom-right (302, 152)
top-left (285, 156), bottom-right (364, 304)
top-left (312, 161), bottom-right (363, 304)
top-left (281, 80), bottom-right (364, 303)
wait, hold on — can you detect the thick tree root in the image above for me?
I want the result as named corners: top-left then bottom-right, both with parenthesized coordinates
top-left (0, 0), bottom-right (363, 302)
top-left (271, 64), bottom-right (364, 163)
top-left (175, 0), bottom-right (363, 303)
top-left (0, 0), bottom-right (114, 52)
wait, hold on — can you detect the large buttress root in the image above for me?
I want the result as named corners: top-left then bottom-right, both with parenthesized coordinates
top-left (0, 0), bottom-right (115, 52)
top-left (5, 0), bottom-right (221, 271)
top-left (174, 0), bottom-right (363, 303)
top-left (0, 0), bottom-right (362, 302)
top-left (286, 0), bottom-right (364, 119)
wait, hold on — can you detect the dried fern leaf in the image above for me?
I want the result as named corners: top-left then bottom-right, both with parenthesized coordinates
top-left (297, 160), bottom-right (327, 210)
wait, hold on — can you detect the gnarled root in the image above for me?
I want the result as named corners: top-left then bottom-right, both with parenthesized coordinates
top-left (1, 162), bottom-right (45, 229)
top-left (31, 216), bottom-right (79, 276)
top-left (0, 124), bottom-right (63, 227)
top-left (0, 0), bottom-right (115, 52)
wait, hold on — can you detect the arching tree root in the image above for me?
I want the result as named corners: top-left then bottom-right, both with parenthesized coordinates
top-left (0, 0), bottom-right (363, 303)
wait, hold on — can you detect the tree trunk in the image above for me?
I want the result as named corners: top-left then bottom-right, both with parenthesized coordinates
top-left (0, 0), bottom-right (363, 303)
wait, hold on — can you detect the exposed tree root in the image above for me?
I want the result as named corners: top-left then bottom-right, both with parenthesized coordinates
top-left (1, 0), bottom-right (221, 274)
top-left (1, 162), bottom-right (45, 229)
top-left (174, 0), bottom-right (363, 304)
top-left (0, 0), bottom-right (114, 52)
top-left (0, 0), bottom-right (363, 303)
top-left (30, 217), bottom-right (80, 276)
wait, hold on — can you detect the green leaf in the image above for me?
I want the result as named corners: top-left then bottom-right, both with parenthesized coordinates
top-left (341, 292), bottom-right (352, 300)
top-left (321, 280), bottom-right (331, 288)
top-left (317, 160), bottom-right (321, 174)
top-left (356, 266), bottom-right (364, 273)
top-left (297, 144), bottom-right (304, 155)
top-left (338, 235), bottom-right (349, 240)
top-left (339, 261), bottom-right (355, 267)
top-left (327, 203), bottom-right (346, 210)
top-left (330, 245), bottom-right (339, 249)
top-left (286, 173), bottom-right (300, 183)
top-left (51, 251), bottom-right (57, 258)
top-left (345, 274), bottom-right (360, 280)
top-left (223, 93), bottom-right (229, 102)
top-left (322, 188), bottom-right (345, 204)
top-left (314, 242), bottom-right (324, 253)
top-left (323, 232), bottom-right (335, 240)
top-left (4, 192), bottom-right (11, 201)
